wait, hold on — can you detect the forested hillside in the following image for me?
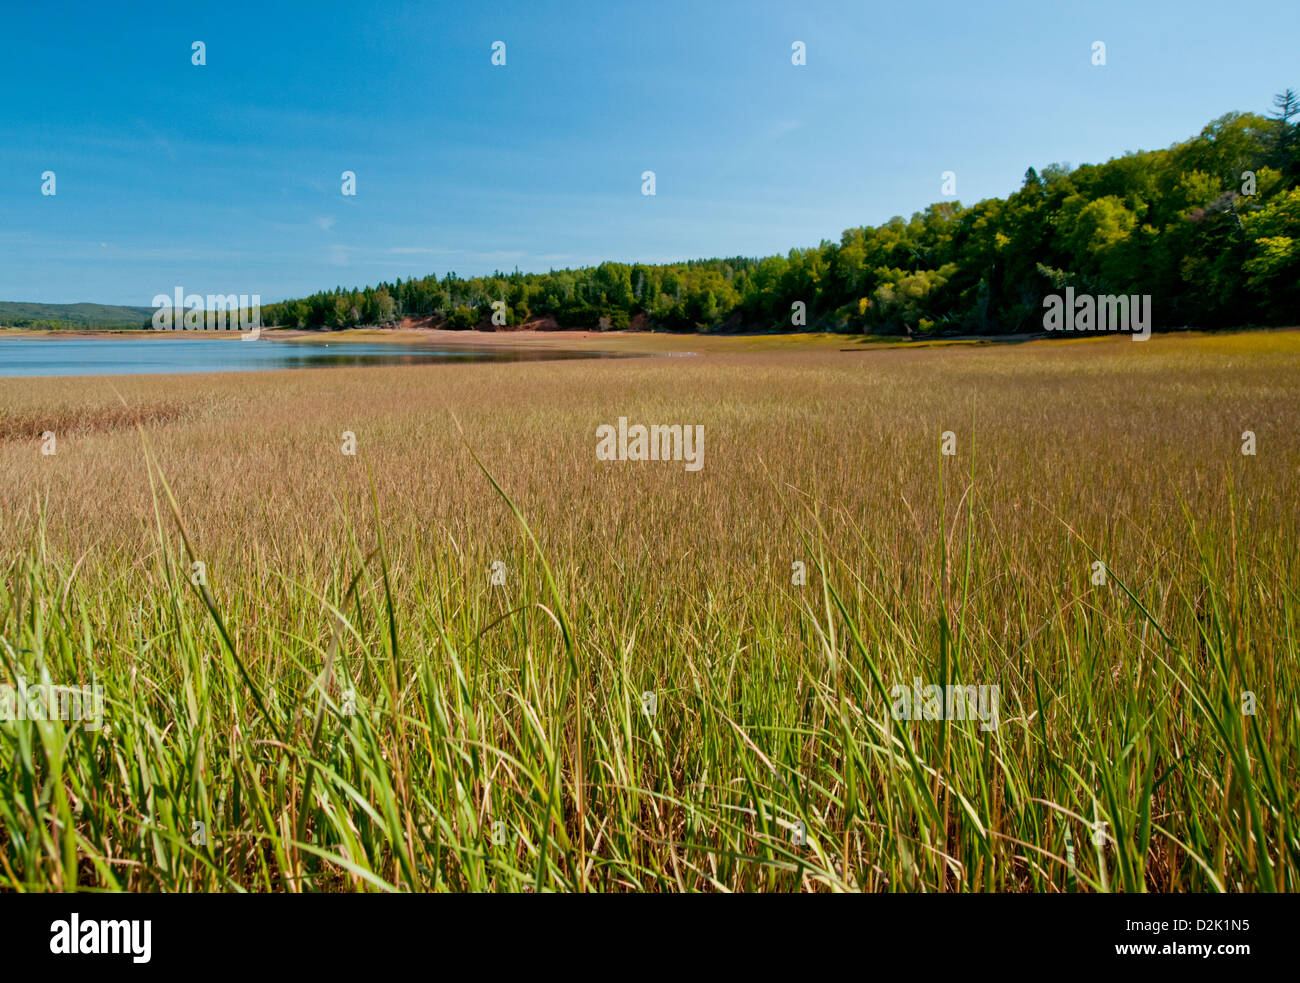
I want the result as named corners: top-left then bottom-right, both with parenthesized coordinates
top-left (0, 301), bottom-right (154, 331)
top-left (264, 93), bottom-right (1300, 336)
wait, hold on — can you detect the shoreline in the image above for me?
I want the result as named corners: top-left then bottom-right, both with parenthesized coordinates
top-left (0, 325), bottom-right (907, 354)
top-left (3, 324), bottom-right (1294, 357)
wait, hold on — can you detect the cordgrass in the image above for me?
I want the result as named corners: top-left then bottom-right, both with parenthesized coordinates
top-left (0, 329), bottom-right (1297, 892)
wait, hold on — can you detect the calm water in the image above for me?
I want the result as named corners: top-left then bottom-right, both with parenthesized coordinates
top-left (0, 336), bottom-right (625, 378)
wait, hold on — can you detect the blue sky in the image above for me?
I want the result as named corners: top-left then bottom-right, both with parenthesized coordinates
top-left (1, 0), bottom-right (1296, 306)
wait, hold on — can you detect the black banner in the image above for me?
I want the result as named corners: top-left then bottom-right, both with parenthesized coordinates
top-left (0, 892), bottom-right (1286, 973)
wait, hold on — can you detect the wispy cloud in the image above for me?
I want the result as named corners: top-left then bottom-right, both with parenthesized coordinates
top-left (766, 119), bottom-right (804, 141)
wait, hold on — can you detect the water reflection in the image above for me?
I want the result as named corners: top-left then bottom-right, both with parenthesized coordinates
top-left (0, 337), bottom-right (631, 378)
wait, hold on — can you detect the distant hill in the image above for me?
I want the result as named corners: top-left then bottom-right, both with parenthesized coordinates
top-left (0, 301), bottom-right (154, 330)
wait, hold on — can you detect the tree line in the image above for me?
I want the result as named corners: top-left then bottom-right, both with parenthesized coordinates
top-left (263, 92), bottom-right (1299, 337)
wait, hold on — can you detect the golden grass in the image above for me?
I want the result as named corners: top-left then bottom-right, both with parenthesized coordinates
top-left (1, 329), bottom-right (1297, 892)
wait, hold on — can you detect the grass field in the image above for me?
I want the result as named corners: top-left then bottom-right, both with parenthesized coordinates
top-left (1, 329), bottom-right (1298, 892)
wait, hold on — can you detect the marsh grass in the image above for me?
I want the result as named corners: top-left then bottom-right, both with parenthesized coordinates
top-left (0, 330), bottom-right (1297, 891)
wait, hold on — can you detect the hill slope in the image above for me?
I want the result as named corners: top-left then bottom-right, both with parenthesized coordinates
top-left (0, 301), bottom-right (154, 330)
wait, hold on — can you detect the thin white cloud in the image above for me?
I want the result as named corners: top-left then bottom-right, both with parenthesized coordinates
top-left (767, 119), bottom-right (804, 140)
